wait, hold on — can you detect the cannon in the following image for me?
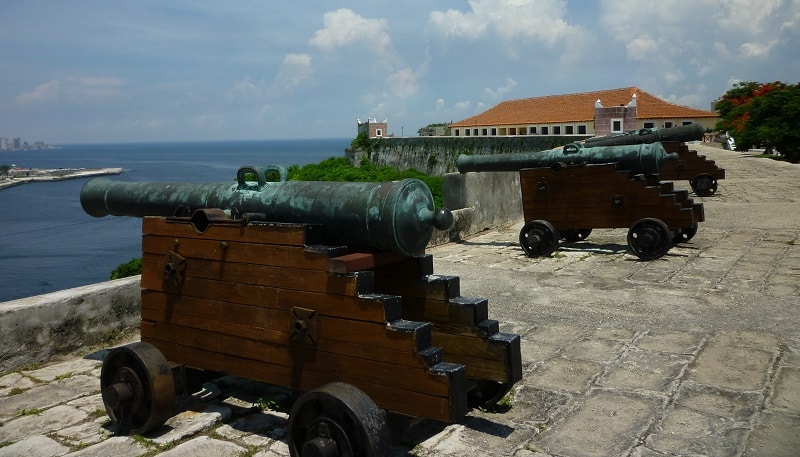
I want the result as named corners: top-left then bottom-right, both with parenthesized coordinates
top-left (457, 142), bottom-right (678, 175)
top-left (87, 166), bottom-right (522, 456)
top-left (583, 123), bottom-right (725, 196)
top-left (456, 148), bottom-right (704, 260)
top-left (81, 165), bottom-right (453, 257)
top-left (583, 123), bottom-right (705, 147)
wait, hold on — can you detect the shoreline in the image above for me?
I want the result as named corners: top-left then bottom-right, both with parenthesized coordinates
top-left (0, 167), bottom-right (123, 191)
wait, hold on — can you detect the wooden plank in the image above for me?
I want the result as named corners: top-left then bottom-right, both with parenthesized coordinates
top-left (142, 234), bottom-right (342, 270)
top-left (432, 332), bottom-right (521, 384)
top-left (399, 296), bottom-right (489, 332)
top-left (141, 276), bottom-right (401, 323)
top-left (144, 338), bottom-right (466, 423)
top-left (140, 321), bottom-right (450, 397)
top-left (141, 253), bottom-right (371, 297)
top-left (369, 255), bottom-right (435, 277)
top-left (140, 306), bottom-right (436, 368)
top-left (327, 251), bottom-right (412, 274)
top-left (373, 274), bottom-right (460, 301)
top-left (142, 217), bottom-right (322, 246)
top-left (141, 288), bottom-right (400, 324)
top-left (141, 295), bottom-right (430, 354)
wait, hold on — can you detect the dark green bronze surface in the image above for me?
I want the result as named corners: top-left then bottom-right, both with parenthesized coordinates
top-left (456, 142), bottom-right (678, 174)
top-left (81, 169), bottom-right (452, 256)
top-left (583, 123), bottom-right (705, 147)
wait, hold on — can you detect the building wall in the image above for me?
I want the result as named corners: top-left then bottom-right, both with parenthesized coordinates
top-left (594, 105), bottom-right (638, 137)
top-left (451, 122), bottom-right (593, 138)
top-left (357, 120), bottom-right (388, 139)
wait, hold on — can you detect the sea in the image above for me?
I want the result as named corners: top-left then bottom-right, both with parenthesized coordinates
top-left (0, 138), bottom-right (350, 302)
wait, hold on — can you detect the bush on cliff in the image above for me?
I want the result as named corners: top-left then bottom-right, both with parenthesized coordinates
top-left (287, 157), bottom-right (443, 207)
top-left (110, 257), bottom-right (142, 279)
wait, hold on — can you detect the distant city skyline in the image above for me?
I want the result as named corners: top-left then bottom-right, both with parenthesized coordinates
top-left (2, 1), bottom-right (798, 143)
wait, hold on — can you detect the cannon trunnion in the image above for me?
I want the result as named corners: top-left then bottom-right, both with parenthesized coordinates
top-left (99, 212), bottom-right (521, 456)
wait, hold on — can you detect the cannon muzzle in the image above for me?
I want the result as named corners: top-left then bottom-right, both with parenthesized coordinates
top-left (583, 122), bottom-right (705, 147)
top-left (457, 142), bottom-right (678, 174)
top-left (81, 168), bottom-right (453, 256)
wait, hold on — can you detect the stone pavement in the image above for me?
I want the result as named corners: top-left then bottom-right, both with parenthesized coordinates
top-left (1, 144), bottom-right (798, 456)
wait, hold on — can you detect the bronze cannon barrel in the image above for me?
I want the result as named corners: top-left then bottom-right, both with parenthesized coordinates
top-left (456, 142), bottom-right (678, 174)
top-left (583, 122), bottom-right (705, 147)
top-left (81, 169), bottom-right (453, 256)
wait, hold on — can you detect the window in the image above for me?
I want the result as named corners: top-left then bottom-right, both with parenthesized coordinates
top-left (643, 122), bottom-right (655, 129)
top-left (491, 128), bottom-right (497, 135)
top-left (541, 126), bottom-right (549, 135)
top-left (611, 119), bottom-right (623, 133)
top-left (455, 129), bottom-right (460, 136)
top-left (565, 125), bottom-right (574, 135)
top-left (553, 126), bottom-right (561, 135)
top-left (509, 127), bottom-right (517, 135)
top-left (682, 121), bottom-right (693, 125)
top-left (465, 129), bottom-right (470, 136)
top-left (664, 121), bottom-right (674, 128)
top-left (482, 128), bottom-right (488, 136)
top-left (375, 129), bottom-right (382, 137)
top-left (529, 126), bottom-right (537, 134)
top-left (577, 125), bottom-right (587, 134)
top-left (473, 128), bottom-right (479, 136)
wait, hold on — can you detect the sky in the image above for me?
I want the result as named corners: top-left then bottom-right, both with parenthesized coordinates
top-left (1, 0), bottom-right (798, 144)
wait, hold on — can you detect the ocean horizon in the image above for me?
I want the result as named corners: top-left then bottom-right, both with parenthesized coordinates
top-left (0, 138), bottom-right (351, 302)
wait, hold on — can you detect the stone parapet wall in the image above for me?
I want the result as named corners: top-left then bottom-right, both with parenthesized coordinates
top-left (346, 136), bottom-right (586, 175)
top-left (0, 277), bottom-right (141, 372)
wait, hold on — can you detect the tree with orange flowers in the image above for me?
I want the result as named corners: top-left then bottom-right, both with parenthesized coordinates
top-left (715, 81), bottom-right (800, 162)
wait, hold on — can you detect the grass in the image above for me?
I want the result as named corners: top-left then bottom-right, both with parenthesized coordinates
top-left (253, 397), bottom-right (282, 412)
top-left (15, 408), bottom-right (44, 417)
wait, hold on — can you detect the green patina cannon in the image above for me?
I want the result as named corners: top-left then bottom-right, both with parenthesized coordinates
top-left (583, 122), bottom-right (705, 147)
top-left (81, 165), bottom-right (453, 257)
top-left (583, 123), bottom-right (725, 196)
top-left (83, 166), bottom-right (522, 456)
top-left (456, 142), bottom-right (678, 175)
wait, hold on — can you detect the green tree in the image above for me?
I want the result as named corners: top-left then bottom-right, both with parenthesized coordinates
top-left (715, 81), bottom-right (800, 162)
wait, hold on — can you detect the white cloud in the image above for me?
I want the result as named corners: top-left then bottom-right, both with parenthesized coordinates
top-left (17, 76), bottom-right (127, 105)
top-left (740, 39), bottom-right (779, 57)
top-left (428, 0), bottom-right (590, 59)
top-left (664, 69), bottom-right (685, 86)
top-left (713, 0), bottom-right (783, 35)
top-left (386, 68), bottom-right (419, 98)
top-left (17, 80), bottom-right (61, 104)
top-left (225, 77), bottom-right (262, 102)
top-left (429, 0), bottom-right (580, 44)
top-left (626, 36), bottom-right (659, 61)
top-left (275, 53), bottom-right (313, 91)
top-left (454, 100), bottom-right (471, 110)
top-left (484, 78), bottom-right (518, 100)
top-left (309, 9), bottom-right (392, 55)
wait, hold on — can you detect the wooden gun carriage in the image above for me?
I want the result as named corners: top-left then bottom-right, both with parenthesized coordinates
top-left (516, 162), bottom-right (704, 260)
top-left (82, 170), bottom-right (522, 456)
top-left (457, 141), bottom-right (706, 260)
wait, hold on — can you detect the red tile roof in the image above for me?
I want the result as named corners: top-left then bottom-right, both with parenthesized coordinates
top-left (450, 87), bottom-right (718, 127)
